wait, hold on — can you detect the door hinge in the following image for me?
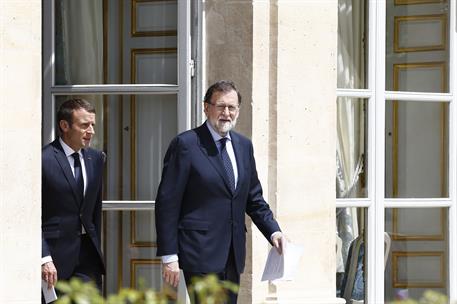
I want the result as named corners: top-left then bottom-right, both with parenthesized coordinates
top-left (190, 59), bottom-right (195, 78)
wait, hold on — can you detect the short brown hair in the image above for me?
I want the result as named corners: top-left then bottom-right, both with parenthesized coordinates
top-left (57, 98), bottom-right (96, 132)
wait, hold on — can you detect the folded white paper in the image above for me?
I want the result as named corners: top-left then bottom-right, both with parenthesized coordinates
top-left (41, 280), bottom-right (58, 303)
top-left (261, 243), bottom-right (304, 282)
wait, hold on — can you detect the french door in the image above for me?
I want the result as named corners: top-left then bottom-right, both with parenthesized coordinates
top-left (336, 0), bottom-right (456, 303)
top-left (42, 0), bottom-right (195, 301)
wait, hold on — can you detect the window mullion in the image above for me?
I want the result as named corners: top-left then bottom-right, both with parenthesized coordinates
top-left (448, 0), bottom-right (457, 301)
top-left (43, 0), bottom-right (55, 144)
top-left (50, 84), bottom-right (179, 95)
top-left (384, 199), bottom-right (452, 208)
top-left (177, 0), bottom-right (191, 132)
top-left (102, 201), bottom-right (155, 210)
top-left (336, 88), bottom-right (372, 98)
top-left (336, 199), bottom-right (371, 208)
top-left (373, 1), bottom-right (387, 303)
top-left (385, 91), bottom-right (452, 102)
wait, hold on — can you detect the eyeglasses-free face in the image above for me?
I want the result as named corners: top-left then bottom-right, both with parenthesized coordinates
top-left (60, 108), bottom-right (96, 151)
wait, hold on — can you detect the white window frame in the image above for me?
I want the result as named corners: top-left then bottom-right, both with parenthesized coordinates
top-left (42, 0), bottom-right (193, 207)
top-left (336, 1), bottom-right (457, 302)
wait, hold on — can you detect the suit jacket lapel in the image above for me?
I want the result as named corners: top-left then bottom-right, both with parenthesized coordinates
top-left (52, 140), bottom-right (83, 207)
top-left (196, 124), bottom-right (234, 195)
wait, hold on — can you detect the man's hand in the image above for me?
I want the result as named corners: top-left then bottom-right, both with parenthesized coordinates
top-left (162, 261), bottom-right (180, 288)
top-left (272, 232), bottom-right (288, 255)
top-left (41, 261), bottom-right (58, 289)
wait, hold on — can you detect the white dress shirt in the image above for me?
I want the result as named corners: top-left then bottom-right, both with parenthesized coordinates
top-left (59, 137), bottom-right (88, 195)
top-left (206, 121), bottom-right (239, 187)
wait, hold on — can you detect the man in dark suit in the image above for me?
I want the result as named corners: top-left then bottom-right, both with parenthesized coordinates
top-left (155, 80), bottom-right (286, 303)
top-left (41, 98), bottom-right (105, 296)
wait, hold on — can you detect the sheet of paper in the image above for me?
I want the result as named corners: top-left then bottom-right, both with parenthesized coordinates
top-left (281, 243), bottom-right (304, 281)
top-left (261, 245), bottom-right (284, 281)
top-left (41, 280), bottom-right (58, 303)
top-left (261, 243), bottom-right (304, 282)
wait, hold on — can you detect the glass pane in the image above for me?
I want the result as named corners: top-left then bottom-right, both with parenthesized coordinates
top-left (385, 208), bottom-right (449, 303)
top-left (336, 207), bottom-right (367, 302)
top-left (103, 210), bottom-right (182, 300)
top-left (385, 101), bottom-right (448, 198)
top-left (54, 0), bottom-right (178, 85)
top-left (386, 0), bottom-right (449, 92)
top-left (337, 98), bottom-right (368, 198)
top-left (54, 94), bottom-right (178, 201)
top-left (337, 0), bottom-right (368, 89)
top-left (132, 0), bottom-right (178, 36)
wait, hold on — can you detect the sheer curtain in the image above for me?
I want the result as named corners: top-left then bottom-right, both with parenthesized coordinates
top-left (336, 0), bottom-right (366, 300)
top-left (56, 0), bottom-right (104, 149)
top-left (336, 0), bottom-right (366, 199)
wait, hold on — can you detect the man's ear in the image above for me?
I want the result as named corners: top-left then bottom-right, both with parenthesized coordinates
top-left (203, 102), bottom-right (209, 116)
top-left (59, 120), bottom-right (70, 133)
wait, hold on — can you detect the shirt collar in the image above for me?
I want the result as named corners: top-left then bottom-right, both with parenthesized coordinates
top-left (205, 120), bottom-right (231, 143)
top-left (59, 137), bottom-right (82, 157)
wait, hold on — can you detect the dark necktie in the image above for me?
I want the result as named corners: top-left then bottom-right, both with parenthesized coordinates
top-left (72, 152), bottom-right (84, 198)
top-left (219, 138), bottom-right (235, 192)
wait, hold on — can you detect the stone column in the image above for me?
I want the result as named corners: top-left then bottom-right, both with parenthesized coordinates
top-left (271, 1), bottom-right (341, 303)
top-left (204, 2), bottom-right (255, 301)
top-left (251, 1), bottom-right (275, 303)
top-left (205, 0), bottom-right (341, 303)
top-left (0, 1), bottom-right (42, 303)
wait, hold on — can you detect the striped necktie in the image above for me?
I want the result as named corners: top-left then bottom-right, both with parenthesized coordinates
top-left (219, 138), bottom-right (235, 192)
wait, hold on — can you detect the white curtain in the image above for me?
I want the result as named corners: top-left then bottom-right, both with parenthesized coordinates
top-left (336, 0), bottom-right (366, 285)
top-left (60, 0), bottom-right (103, 84)
top-left (336, 0), bottom-right (366, 198)
top-left (58, 0), bottom-right (104, 149)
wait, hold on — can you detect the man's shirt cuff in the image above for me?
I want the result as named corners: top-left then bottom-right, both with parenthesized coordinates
top-left (41, 256), bottom-right (53, 265)
top-left (162, 254), bottom-right (179, 264)
top-left (270, 231), bottom-right (282, 241)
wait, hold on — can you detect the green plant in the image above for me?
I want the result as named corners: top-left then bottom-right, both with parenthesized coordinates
top-left (389, 290), bottom-right (449, 304)
top-left (187, 274), bottom-right (239, 304)
top-left (419, 290), bottom-right (448, 304)
top-left (55, 274), bottom-right (238, 304)
top-left (55, 279), bottom-right (104, 304)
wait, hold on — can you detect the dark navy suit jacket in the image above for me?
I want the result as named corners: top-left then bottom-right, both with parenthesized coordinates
top-left (42, 139), bottom-right (105, 279)
top-left (155, 123), bottom-right (281, 274)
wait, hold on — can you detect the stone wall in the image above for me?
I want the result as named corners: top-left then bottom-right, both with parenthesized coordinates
top-left (0, 1), bottom-right (42, 302)
top-left (205, 1), bottom-right (340, 303)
